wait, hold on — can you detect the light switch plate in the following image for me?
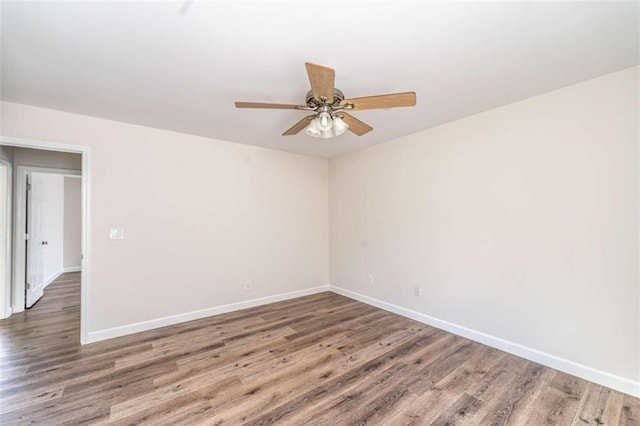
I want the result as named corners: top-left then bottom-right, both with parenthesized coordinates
top-left (109, 228), bottom-right (124, 240)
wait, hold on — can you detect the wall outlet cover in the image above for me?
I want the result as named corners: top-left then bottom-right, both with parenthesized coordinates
top-left (109, 228), bottom-right (124, 240)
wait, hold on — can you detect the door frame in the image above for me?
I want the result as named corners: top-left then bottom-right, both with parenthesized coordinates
top-left (17, 166), bottom-right (81, 310)
top-left (0, 158), bottom-right (12, 319)
top-left (1, 136), bottom-right (91, 345)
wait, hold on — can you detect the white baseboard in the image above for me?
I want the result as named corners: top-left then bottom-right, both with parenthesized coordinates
top-left (86, 285), bottom-right (331, 344)
top-left (24, 271), bottom-right (62, 308)
top-left (329, 285), bottom-right (640, 398)
top-left (63, 266), bottom-right (82, 273)
top-left (43, 270), bottom-right (63, 290)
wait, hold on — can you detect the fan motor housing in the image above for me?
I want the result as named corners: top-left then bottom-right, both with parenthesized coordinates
top-left (305, 89), bottom-right (345, 108)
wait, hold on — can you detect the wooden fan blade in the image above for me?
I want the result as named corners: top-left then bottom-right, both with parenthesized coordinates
top-left (283, 115), bottom-right (315, 136)
top-left (341, 112), bottom-right (373, 136)
top-left (235, 101), bottom-right (305, 109)
top-left (342, 92), bottom-right (416, 111)
top-left (305, 63), bottom-right (335, 102)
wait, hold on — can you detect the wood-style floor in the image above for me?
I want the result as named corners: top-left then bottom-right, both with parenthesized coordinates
top-left (0, 273), bottom-right (638, 425)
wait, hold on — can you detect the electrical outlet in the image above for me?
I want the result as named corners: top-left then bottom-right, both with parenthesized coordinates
top-left (414, 286), bottom-right (422, 297)
top-left (368, 275), bottom-right (374, 285)
top-left (245, 281), bottom-right (251, 290)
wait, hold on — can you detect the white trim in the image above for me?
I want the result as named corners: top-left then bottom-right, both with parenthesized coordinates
top-left (1, 136), bottom-right (88, 154)
top-left (17, 166), bottom-right (80, 177)
top-left (329, 285), bottom-right (640, 398)
top-left (0, 159), bottom-right (12, 319)
top-left (1, 136), bottom-right (90, 345)
top-left (13, 166), bottom-right (81, 313)
top-left (27, 270), bottom-right (69, 306)
top-left (25, 270), bottom-right (65, 308)
top-left (12, 165), bottom-right (25, 313)
top-left (81, 145), bottom-right (91, 344)
top-left (87, 285), bottom-right (330, 343)
top-left (63, 266), bottom-right (82, 273)
top-left (43, 270), bottom-right (63, 289)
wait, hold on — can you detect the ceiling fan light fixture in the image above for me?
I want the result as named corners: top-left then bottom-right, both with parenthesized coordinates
top-left (236, 62), bottom-right (416, 139)
top-left (332, 116), bottom-right (349, 136)
top-left (305, 118), bottom-right (322, 138)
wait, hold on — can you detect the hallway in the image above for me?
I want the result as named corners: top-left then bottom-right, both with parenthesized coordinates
top-left (0, 271), bottom-right (81, 365)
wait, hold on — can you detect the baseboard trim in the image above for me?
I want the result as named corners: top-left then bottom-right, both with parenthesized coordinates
top-left (43, 270), bottom-right (63, 290)
top-left (25, 271), bottom-right (62, 308)
top-left (329, 285), bottom-right (640, 398)
top-left (86, 285), bottom-right (331, 344)
top-left (63, 266), bottom-right (82, 273)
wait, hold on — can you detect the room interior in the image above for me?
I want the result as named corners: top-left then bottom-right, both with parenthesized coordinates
top-left (0, 1), bottom-right (638, 424)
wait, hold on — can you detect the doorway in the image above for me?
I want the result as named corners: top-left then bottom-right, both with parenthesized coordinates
top-left (0, 137), bottom-right (90, 344)
top-left (18, 167), bottom-right (81, 308)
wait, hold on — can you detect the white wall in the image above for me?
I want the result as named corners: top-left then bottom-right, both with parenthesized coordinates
top-left (330, 67), bottom-right (639, 387)
top-left (33, 172), bottom-right (65, 285)
top-left (63, 177), bottom-right (82, 269)
top-left (1, 103), bottom-right (329, 336)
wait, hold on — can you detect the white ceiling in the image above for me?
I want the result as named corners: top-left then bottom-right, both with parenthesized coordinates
top-left (2, 1), bottom-right (638, 158)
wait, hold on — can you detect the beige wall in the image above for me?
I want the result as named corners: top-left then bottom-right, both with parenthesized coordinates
top-left (1, 103), bottom-right (329, 333)
top-left (64, 177), bottom-right (82, 268)
top-left (13, 147), bottom-right (81, 171)
top-left (330, 67), bottom-right (639, 383)
top-left (0, 145), bottom-right (14, 163)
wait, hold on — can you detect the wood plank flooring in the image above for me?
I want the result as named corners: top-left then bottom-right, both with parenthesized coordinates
top-left (1, 272), bottom-right (638, 425)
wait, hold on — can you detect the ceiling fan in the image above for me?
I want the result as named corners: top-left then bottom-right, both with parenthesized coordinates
top-left (235, 63), bottom-right (417, 139)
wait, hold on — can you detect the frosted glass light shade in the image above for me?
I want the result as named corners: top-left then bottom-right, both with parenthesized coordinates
top-left (320, 128), bottom-right (334, 139)
top-left (305, 113), bottom-right (349, 139)
top-left (305, 118), bottom-right (321, 138)
top-left (317, 112), bottom-right (333, 131)
top-left (332, 116), bottom-right (349, 136)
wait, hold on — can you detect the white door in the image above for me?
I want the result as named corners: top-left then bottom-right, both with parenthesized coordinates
top-left (25, 173), bottom-right (46, 308)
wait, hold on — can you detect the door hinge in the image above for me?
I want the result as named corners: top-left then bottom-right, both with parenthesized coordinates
top-left (25, 233), bottom-right (30, 240)
top-left (26, 183), bottom-right (32, 191)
